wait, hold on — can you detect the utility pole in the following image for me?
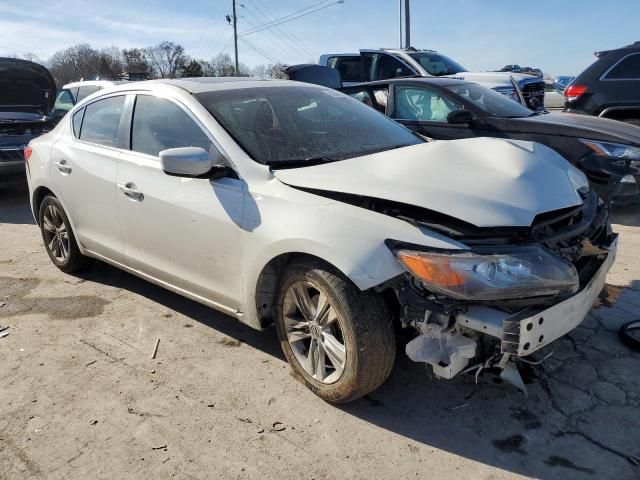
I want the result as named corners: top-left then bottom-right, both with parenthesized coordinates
top-left (404, 0), bottom-right (410, 48)
top-left (232, 0), bottom-right (239, 76)
top-left (399, 0), bottom-right (403, 48)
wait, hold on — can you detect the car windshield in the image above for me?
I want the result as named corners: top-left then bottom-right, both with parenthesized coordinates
top-left (408, 52), bottom-right (467, 76)
top-left (445, 83), bottom-right (534, 118)
top-left (195, 85), bottom-right (421, 165)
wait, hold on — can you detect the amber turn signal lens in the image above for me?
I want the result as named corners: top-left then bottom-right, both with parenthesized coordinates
top-left (397, 251), bottom-right (464, 287)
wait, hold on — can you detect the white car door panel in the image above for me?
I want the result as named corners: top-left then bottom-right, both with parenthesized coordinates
top-left (50, 96), bottom-right (126, 263)
top-left (116, 153), bottom-right (244, 309)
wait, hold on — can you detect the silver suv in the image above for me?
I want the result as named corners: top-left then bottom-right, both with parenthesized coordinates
top-left (320, 48), bottom-right (546, 110)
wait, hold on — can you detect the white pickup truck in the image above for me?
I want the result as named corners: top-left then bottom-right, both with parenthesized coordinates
top-left (319, 47), bottom-right (546, 110)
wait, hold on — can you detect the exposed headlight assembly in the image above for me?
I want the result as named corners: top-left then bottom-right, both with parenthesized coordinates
top-left (580, 139), bottom-right (640, 161)
top-left (394, 246), bottom-right (578, 301)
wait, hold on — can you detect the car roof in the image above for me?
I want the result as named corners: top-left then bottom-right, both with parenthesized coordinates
top-left (62, 80), bottom-right (128, 89)
top-left (347, 77), bottom-right (473, 88)
top-left (103, 77), bottom-right (306, 94)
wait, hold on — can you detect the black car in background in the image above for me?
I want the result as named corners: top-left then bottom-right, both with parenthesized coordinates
top-left (565, 42), bottom-right (640, 126)
top-left (338, 77), bottom-right (640, 202)
top-left (0, 58), bottom-right (55, 184)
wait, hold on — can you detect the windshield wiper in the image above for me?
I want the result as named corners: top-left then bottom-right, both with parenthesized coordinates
top-left (266, 156), bottom-right (339, 169)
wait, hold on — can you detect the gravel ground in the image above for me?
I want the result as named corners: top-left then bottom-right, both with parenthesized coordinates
top-left (1, 183), bottom-right (639, 480)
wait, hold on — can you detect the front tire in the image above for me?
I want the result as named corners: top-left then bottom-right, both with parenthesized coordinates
top-left (38, 195), bottom-right (91, 273)
top-left (274, 259), bottom-right (396, 403)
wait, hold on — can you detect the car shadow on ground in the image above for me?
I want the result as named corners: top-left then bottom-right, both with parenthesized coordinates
top-left (611, 202), bottom-right (640, 227)
top-left (77, 261), bottom-right (285, 361)
top-left (0, 183), bottom-right (34, 225)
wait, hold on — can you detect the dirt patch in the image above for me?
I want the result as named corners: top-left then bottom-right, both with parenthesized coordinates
top-left (0, 295), bottom-right (109, 319)
top-left (218, 337), bottom-right (242, 347)
top-left (544, 455), bottom-right (595, 474)
top-left (0, 276), bottom-right (40, 300)
top-left (593, 284), bottom-right (625, 309)
top-left (510, 407), bottom-right (542, 430)
top-left (492, 434), bottom-right (527, 455)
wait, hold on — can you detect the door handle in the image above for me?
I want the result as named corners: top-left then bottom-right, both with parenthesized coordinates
top-left (54, 159), bottom-right (72, 174)
top-left (117, 182), bottom-right (144, 201)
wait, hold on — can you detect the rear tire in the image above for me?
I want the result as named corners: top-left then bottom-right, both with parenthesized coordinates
top-left (38, 195), bottom-right (91, 273)
top-left (274, 259), bottom-right (396, 403)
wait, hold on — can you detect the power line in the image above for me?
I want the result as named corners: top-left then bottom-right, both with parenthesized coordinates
top-left (239, 37), bottom-right (281, 64)
top-left (240, 0), bottom-right (345, 36)
top-left (240, 3), bottom-right (313, 62)
top-left (249, 0), bottom-right (318, 60)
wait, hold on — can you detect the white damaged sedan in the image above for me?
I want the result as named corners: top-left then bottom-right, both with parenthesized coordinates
top-left (25, 78), bottom-right (617, 402)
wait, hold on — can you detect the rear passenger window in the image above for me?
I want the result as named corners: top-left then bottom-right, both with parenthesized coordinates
top-left (72, 108), bottom-right (84, 137)
top-left (604, 53), bottom-right (640, 80)
top-left (131, 95), bottom-right (212, 157)
top-left (79, 96), bottom-right (125, 147)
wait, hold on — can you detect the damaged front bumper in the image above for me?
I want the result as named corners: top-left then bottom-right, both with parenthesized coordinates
top-left (405, 235), bottom-right (618, 381)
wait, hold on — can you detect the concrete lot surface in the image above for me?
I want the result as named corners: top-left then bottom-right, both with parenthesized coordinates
top-left (1, 184), bottom-right (639, 480)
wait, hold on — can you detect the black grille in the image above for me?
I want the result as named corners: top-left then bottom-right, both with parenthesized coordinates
top-left (521, 82), bottom-right (545, 109)
top-left (531, 191), bottom-right (609, 263)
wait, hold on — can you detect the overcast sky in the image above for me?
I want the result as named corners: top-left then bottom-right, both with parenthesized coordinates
top-left (1, 0), bottom-right (638, 76)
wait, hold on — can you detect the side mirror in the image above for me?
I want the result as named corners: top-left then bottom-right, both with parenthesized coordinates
top-left (160, 147), bottom-right (225, 178)
top-left (446, 109), bottom-right (474, 124)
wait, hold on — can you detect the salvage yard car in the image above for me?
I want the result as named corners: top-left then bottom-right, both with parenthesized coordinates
top-left (0, 57), bottom-right (55, 184)
top-left (336, 77), bottom-right (640, 203)
top-left (320, 48), bottom-right (546, 110)
top-left (50, 80), bottom-right (127, 125)
top-left (25, 78), bottom-right (617, 403)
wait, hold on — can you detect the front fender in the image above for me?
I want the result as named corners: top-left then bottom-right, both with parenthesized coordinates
top-left (239, 184), bottom-right (466, 328)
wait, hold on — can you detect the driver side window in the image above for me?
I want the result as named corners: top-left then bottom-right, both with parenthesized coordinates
top-left (393, 86), bottom-right (463, 122)
top-left (130, 95), bottom-right (212, 158)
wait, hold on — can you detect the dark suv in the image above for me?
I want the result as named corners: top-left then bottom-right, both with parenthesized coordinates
top-left (565, 42), bottom-right (640, 126)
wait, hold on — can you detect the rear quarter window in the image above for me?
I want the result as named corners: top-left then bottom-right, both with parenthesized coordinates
top-left (603, 53), bottom-right (640, 80)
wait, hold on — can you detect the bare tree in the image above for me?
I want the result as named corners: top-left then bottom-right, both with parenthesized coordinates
top-left (97, 46), bottom-right (124, 79)
top-left (209, 53), bottom-right (251, 77)
top-left (48, 44), bottom-right (102, 86)
top-left (252, 63), bottom-right (287, 79)
top-left (144, 41), bottom-right (187, 79)
top-left (181, 59), bottom-right (204, 78)
top-left (122, 48), bottom-right (150, 79)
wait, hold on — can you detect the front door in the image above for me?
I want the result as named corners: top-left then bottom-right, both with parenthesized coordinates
top-left (389, 84), bottom-right (483, 140)
top-left (50, 94), bottom-right (127, 263)
top-left (115, 94), bottom-right (244, 309)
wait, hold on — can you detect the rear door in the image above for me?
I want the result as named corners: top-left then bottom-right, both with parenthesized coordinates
top-left (388, 83), bottom-right (484, 140)
top-left (115, 93), bottom-right (244, 309)
top-left (50, 94), bottom-right (127, 262)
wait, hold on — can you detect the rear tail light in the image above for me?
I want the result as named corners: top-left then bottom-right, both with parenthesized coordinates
top-left (564, 84), bottom-right (587, 102)
top-left (24, 146), bottom-right (33, 161)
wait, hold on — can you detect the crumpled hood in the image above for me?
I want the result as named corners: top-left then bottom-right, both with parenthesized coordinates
top-left (273, 138), bottom-right (583, 228)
